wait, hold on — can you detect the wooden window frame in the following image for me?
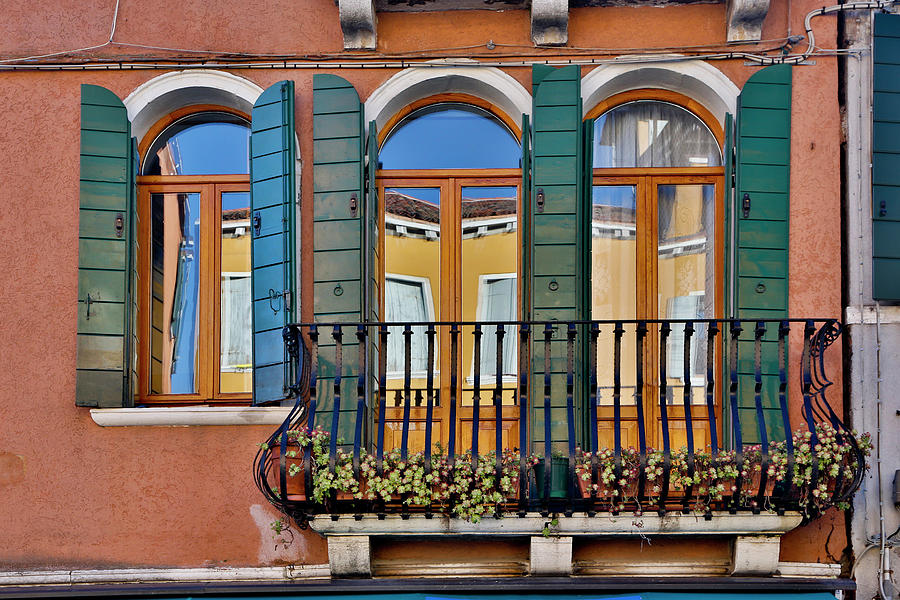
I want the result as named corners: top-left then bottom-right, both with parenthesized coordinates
top-left (588, 92), bottom-right (726, 450)
top-left (136, 175), bottom-right (252, 405)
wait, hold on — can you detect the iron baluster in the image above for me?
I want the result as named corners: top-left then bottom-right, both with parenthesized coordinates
top-left (728, 321), bottom-right (743, 512)
top-left (424, 324), bottom-right (436, 519)
top-left (330, 325), bottom-right (343, 514)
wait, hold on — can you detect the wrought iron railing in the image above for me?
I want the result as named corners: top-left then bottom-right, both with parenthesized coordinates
top-left (254, 318), bottom-right (864, 524)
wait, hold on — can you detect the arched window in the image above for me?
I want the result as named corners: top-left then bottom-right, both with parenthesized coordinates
top-left (377, 101), bottom-right (522, 452)
top-left (138, 111), bottom-right (252, 402)
top-left (587, 95), bottom-right (724, 452)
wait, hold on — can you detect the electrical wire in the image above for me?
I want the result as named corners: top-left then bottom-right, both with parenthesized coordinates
top-left (0, 0), bottom-right (120, 64)
top-left (1, 1), bottom-right (896, 69)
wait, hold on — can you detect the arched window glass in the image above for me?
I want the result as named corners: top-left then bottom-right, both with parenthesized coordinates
top-left (380, 104), bottom-right (520, 170)
top-left (142, 112), bottom-right (250, 176)
top-left (592, 101), bottom-right (721, 168)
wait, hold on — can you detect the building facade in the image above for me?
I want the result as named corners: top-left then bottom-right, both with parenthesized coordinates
top-left (0, 0), bottom-right (891, 598)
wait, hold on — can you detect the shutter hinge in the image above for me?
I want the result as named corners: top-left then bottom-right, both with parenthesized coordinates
top-left (536, 188), bottom-right (545, 213)
top-left (742, 193), bottom-right (751, 218)
top-left (350, 193), bottom-right (358, 217)
top-left (253, 212), bottom-right (262, 236)
top-left (114, 213), bottom-right (124, 238)
top-left (283, 289), bottom-right (292, 313)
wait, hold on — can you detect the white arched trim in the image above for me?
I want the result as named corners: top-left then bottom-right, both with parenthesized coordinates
top-left (365, 63), bottom-right (532, 137)
top-left (581, 59), bottom-right (740, 127)
top-left (123, 70), bottom-right (264, 144)
top-left (124, 69), bottom-right (302, 316)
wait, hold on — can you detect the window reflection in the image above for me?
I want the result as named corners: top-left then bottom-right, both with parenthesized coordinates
top-left (658, 184), bottom-right (715, 406)
top-left (384, 188), bottom-right (441, 381)
top-left (593, 101), bottom-right (721, 168)
top-left (380, 105), bottom-right (520, 170)
top-left (460, 186), bottom-right (518, 396)
top-left (150, 192), bottom-right (201, 394)
top-left (220, 191), bottom-right (252, 394)
top-left (143, 113), bottom-right (250, 176)
top-left (591, 185), bottom-right (637, 407)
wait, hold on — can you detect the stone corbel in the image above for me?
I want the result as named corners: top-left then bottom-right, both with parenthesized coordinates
top-left (339, 0), bottom-right (377, 51)
top-left (532, 0), bottom-right (568, 47)
top-left (726, 0), bottom-right (771, 43)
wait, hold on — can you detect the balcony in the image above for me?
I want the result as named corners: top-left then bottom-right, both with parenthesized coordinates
top-left (254, 318), bottom-right (865, 576)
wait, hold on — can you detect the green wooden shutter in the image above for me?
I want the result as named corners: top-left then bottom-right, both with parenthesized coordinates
top-left (313, 74), bottom-right (365, 436)
top-left (530, 64), bottom-right (584, 451)
top-left (250, 80), bottom-right (297, 405)
top-left (733, 64), bottom-right (792, 444)
top-left (521, 114), bottom-right (532, 321)
top-left (873, 13), bottom-right (900, 300)
top-left (77, 84), bottom-right (136, 408)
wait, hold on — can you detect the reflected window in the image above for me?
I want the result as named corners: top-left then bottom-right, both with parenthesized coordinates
top-left (385, 275), bottom-right (435, 377)
top-left (139, 111), bottom-right (252, 403)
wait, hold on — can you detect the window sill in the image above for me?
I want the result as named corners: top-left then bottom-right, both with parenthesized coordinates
top-left (89, 406), bottom-right (293, 427)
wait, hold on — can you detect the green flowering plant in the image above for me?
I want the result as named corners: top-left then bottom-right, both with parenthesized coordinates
top-left (265, 427), bottom-right (536, 522)
top-left (574, 422), bottom-right (871, 514)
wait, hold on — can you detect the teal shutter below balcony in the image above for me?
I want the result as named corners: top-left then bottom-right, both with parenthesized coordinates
top-left (312, 74), bottom-right (366, 438)
top-left (873, 12), bottom-right (900, 300)
top-left (733, 64), bottom-right (792, 444)
top-left (530, 64), bottom-right (584, 451)
top-left (77, 84), bottom-right (136, 408)
top-left (250, 80), bottom-right (297, 405)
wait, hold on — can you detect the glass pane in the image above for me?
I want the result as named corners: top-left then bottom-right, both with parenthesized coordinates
top-left (220, 191), bottom-right (252, 394)
top-left (150, 192), bottom-right (201, 394)
top-left (657, 184), bottom-right (716, 406)
top-left (460, 186), bottom-right (518, 406)
top-left (591, 185), bottom-right (637, 406)
top-left (143, 113), bottom-right (250, 176)
top-left (384, 188), bottom-right (441, 392)
top-left (380, 105), bottom-right (520, 170)
top-left (593, 101), bottom-right (721, 168)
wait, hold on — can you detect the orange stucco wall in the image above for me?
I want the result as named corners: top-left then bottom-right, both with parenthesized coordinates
top-left (0, 0), bottom-right (846, 570)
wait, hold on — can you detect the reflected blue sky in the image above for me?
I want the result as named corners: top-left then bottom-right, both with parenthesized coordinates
top-left (386, 187), bottom-right (441, 205)
top-left (222, 191), bottom-right (250, 212)
top-left (593, 185), bottom-right (637, 209)
top-left (144, 116), bottom-right (250, 176)
top-left (380, 107), bottom-right (520, 170)
top-left (461, 186), bottom-right (517, 200)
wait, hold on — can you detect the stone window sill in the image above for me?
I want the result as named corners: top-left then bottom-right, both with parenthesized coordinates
top-left (89, 406), bottom-right (292, 427)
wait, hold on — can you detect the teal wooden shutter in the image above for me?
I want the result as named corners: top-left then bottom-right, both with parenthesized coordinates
top-left (530, 64), bottom-right (584, 451)
top-left (873, 13), bottom-right (900, 300)
top-left (77, 84), bottom-right (136, 408)
top-left (313, 74), bottom-right (365, 436)
top-left (733, 64), bottom-right (792, 443)
top-left (250, 80), bottom-right (297, 405)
